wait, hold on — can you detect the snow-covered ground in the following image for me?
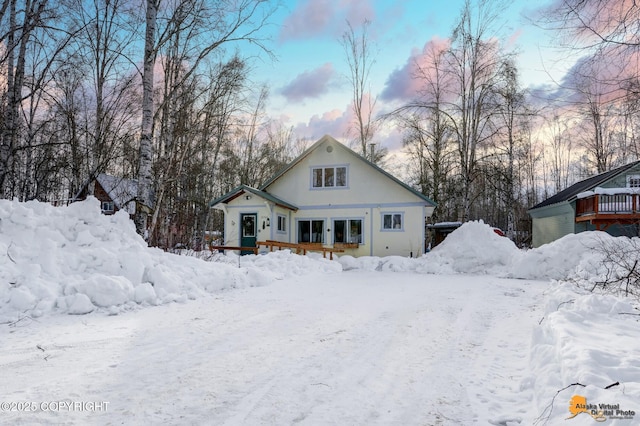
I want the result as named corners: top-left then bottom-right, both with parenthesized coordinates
top-left (1, 198), bottom-right (639, 425)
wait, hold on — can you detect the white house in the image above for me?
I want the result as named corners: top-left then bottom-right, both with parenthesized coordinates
top-left (210, 135), bottom-right (436, 257)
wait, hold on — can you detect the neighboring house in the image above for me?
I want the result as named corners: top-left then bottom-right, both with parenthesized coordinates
top-left (210, 135), bottom-right (437, 257)
top-left (528, 161), bottom-right (640, 247)
top-left (79, 174), bottom-right (138, 217)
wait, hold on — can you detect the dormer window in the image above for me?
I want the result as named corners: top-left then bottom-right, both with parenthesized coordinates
top-left (311, 166), bottom-right (347, 188)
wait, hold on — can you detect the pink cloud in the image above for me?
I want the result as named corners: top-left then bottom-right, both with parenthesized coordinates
top-left (381, 37), bottom-right (451, 102)
top-left (506, 28), bottom-right (523, 49)
top-left (340, 0), bottom-right (375, 28)
top-left (280, 63), bottom-right (337, 102)
top-left (273, 100), bottom-right (405, 158)
top-left (279, 0), bottom-right (375, 42)
top-left (525, 45), bottom-right (640, 124)
top-left (539, 0), bottom-right (640, 50)
top-left (293, 107), bottom-right (352, 140)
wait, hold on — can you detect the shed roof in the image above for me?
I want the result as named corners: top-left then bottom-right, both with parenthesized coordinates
top-left (529, 160), bottom-right (640, 211)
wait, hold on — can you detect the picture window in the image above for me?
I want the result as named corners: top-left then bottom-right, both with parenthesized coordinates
top-left (333, 219), bottom-right (363, 244)
top-left (311, 166), bottom-right (347, 188)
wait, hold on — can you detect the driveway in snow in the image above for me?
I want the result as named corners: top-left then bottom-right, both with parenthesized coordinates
top-left (1, 271), bottom-right (546, 425)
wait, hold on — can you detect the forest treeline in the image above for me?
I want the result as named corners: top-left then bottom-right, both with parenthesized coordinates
top-left (0, 0), bottom-right (639, 248)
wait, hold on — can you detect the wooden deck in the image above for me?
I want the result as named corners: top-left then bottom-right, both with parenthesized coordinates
top-left (258, 240), bottom-right (344, 260)
top-left (209, 240), bottom-right (345, 260)
top-left (575, 193), bottom-right (640, 230)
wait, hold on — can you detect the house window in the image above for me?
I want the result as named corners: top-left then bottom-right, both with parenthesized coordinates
top-left (277, 215), bottom-right (286, 233)
top-left (298, 219), bottom-right (324, 243)
top-left (101, 201), bottom-right (114, 213)
top-left (627, 174), bottom-right (640, 188)
top-left (333, 219), bottom-right (363, 244)
top-left (382, 213), bottom-right (403, 231)
top-left (311, 166), bottom-right (347, 188)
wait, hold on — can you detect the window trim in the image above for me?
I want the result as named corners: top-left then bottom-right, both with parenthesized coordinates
top-left (296, 218), bottom-right (325, 243)
top-left (332, 217), bottom-right (365, 244)
top-left (276, 214), bottom-right (287, 234)
top-left (381, 212), bottom-right (404, 232)
top-left (310, 164), bottom-right (349, 189)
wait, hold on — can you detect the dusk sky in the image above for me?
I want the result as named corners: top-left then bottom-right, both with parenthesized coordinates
top-left (246, 0), bottom-right (568, 151)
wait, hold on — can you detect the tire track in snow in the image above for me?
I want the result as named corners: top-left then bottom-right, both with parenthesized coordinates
top-left (0, 272), bottom-right (547, 425)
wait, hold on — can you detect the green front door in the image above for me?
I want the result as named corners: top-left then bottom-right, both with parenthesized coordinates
top-left (240, 213), bottom-right (257, 255)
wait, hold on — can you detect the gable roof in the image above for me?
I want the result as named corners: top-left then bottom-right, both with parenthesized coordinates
top-left (530, 160), bottom-right (640, 211)
top-left (96, 174), bottom-right (138, 211)
top-left (259, 134), bottom-right (436, 206)
top-left (209, 184), bottom-right (298, 211)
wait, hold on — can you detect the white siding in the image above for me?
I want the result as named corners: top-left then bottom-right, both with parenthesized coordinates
top-left (264, 138), bottom-right (433, 256)
top-left (221, 195), bottom-right (271, 248)
top-left (271, 206), bottom-right (292, 243)
top-left (266, 139), bottom-right (429, 208)
top-left (216, 136), bottom-right (435, 257)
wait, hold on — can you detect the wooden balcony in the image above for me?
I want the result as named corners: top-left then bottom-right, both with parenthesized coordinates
top-left (575, 193), bottom-right (640, 230)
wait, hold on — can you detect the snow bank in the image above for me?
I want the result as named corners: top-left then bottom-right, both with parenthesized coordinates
top-left (0, 198), bottom-right (340, 322)
top-left (338, 220), bottom-right (616, 281)
top-left (510, 231), bottom-right (615, 281)
top-left (527, 282), bottom-right (640, 424)
top-left (420, 220), bottom-right (519, 275)
top-left (337, 221), bottom-right (519, 275)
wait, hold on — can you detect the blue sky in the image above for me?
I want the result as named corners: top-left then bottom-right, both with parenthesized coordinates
top-left (248, 0), bottom-right (566, 148)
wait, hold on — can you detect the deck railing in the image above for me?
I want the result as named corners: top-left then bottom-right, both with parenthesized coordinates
top-left (576, 193), bottom-right (640, 216)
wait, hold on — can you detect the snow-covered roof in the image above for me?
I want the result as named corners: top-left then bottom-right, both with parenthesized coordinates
top-left (427, 221), bottom-right (463, 229)
top-left (96, 174), bottom-right (138, 214)
top-left (530, 160), bottom-right (640, 210)
top-left (576, 186), bottom-right (640, 199)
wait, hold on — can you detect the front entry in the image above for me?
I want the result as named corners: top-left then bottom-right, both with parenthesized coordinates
top-left (240, 213), bottom-right (257, 255)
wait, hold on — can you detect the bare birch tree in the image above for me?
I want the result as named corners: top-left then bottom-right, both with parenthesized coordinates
top-left (491, 57), bottom-right (529, 239)
top-left (134, 0), bottom-right (276, 238)
top-left (444, 0), bottom-right (504, 221)
top-left (134, 0), bottom-right (157, 236)
top-left (341, 20), bottom-right (380, 161)
top-left (387, 39), bottom-right (456, 221)
top-left (1, 0), bottom-right (51, 197)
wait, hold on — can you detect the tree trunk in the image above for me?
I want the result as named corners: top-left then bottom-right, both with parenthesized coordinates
top-left (135, 0), bottom-right (158, 238)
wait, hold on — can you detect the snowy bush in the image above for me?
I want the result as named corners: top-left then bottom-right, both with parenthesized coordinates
top-left (572, 235), bottom-right (640, 300)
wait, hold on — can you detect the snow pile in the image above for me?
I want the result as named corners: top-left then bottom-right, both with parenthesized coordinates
top-left (510, 231), bottom-right (610, 281)
top-left (527, 281), bottom-right (640, 424)
top-left (338, 220), bottom-right (612, 281)
top-left (206, 249), bottom-right (342, 279)
top-left (337, 221), bottom-right (519, 275)
top-left (420, 220), bottom-right (519, 275)
top-left (0, 198), bottom-right (339, 322)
